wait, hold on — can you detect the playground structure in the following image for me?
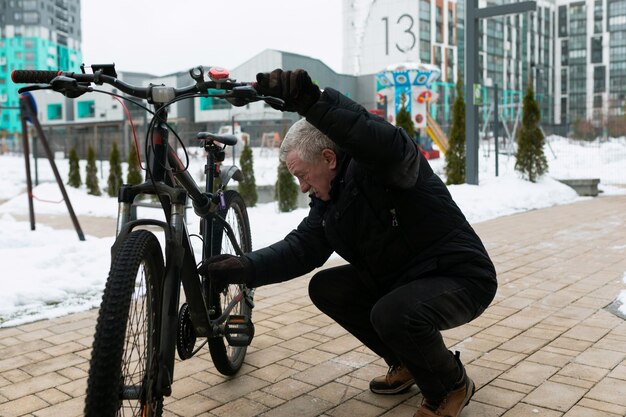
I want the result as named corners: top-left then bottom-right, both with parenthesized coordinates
top-left (425, 112), bottom-right (449, 156)
top-left (218, 123), bottom-right (282, 157)
top-left (218, 122), bottom-right (250, 146)
top-left (259, 131), bottom-right (281, 155)
top-left (374, 63), bottom-right (449, 158)
top-left (17, 93), bottom-right (85, 241)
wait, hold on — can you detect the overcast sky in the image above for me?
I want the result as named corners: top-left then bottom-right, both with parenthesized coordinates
top-left (81, 0), bottom-right (343, 77)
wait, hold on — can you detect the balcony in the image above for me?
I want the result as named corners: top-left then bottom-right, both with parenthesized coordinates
top-left (55, 0), bottom-right (68, 11)
top-left (55, 22), bottom-right (69, 34)
top-left (55, 11), bottom-right (69, 22)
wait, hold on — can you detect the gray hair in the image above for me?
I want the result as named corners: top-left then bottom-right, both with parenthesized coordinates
top-left (279, 118), bottom-right (340, 163)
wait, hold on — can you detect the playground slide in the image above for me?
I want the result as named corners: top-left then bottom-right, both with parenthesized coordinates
top-left (425, 113), bottom-right (449, 155)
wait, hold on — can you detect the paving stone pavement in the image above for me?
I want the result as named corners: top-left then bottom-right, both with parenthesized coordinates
top-left (1, 195), bottom-right (626, 417)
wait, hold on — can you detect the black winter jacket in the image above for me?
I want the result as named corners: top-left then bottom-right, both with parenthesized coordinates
top-left (246, 88), bottom-right (495, 291)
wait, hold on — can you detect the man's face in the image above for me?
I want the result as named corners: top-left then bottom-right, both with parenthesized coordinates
top-left (285, 149), bottom-right (337, 201)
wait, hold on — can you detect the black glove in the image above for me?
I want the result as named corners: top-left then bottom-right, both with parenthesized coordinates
top-left (198, 254), bottom-right (253, 291)
top-left (255, 68), bottom-right (321, 116)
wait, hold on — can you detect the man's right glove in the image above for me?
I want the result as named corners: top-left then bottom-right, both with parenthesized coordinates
top-left (255, 68), bottom-right (321, 116)
top-left (198, 254), bottom-right (253, 292)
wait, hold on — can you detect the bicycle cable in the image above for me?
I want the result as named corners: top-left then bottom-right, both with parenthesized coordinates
top-left (111, 95), bottom-right (144, 170)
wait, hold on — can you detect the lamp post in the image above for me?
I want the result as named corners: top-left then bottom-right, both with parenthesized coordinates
top-left (531, 62), bottom-right (544, 117)
top-left (465, 0), bottom-right (537, 184)
top-left (94, 109), bottom-right (110, 179)
top-left (231, 115), bottom-right (237, 165)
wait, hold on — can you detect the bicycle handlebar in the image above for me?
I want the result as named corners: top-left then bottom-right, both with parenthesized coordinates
top-left (11, 65), bottom-right (284, 108)
top-left (11, 70), bottom-right (64, 84)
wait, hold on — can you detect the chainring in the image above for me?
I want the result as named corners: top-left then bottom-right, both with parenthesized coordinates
top-left (176, 303), bottom-right (197, 360)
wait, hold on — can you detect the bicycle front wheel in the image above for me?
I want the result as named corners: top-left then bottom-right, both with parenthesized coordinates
top-left (208, 190), bottom-right (253, 375)
top-left (85, 230), bottom-right (164, 417)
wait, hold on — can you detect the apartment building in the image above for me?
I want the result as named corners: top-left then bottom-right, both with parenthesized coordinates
top-left (343, 0), bottom-right (626, 133)
top-left (555, 0), bottom-right (626, 130)
top-left (0, 0), bottom-right (82, 134)
top-left (3, 0), bottom-right (626, 144)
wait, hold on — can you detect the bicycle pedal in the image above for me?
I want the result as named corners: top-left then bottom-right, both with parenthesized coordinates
top-left (224, 315), bottom-right (254, 347)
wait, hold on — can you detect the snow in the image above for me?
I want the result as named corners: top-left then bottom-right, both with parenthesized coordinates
top-left (619, 272), bottom-right (626, 317)
top-left (1, 138), bottom-right (625, 327)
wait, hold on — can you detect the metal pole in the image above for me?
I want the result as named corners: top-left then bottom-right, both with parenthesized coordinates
top-left (464, 0), bottom-right (537, 185)
top-left (465, 0), bottom-right (479, 185)
top-left (231, 115), bottom-right (236, 165)
top-left (96, 124), bottom-right (103, 179)
top-left (32, 126), bottom-right (39, 186)
top-left (494, 84), bottom-right (499, 177)
top-left (19, 100), bottom-right (36, 231)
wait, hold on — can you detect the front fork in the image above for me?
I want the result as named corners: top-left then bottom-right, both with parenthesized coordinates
top-left (114, 182), bottom-right (200, 399)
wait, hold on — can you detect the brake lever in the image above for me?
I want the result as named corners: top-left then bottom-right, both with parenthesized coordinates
top-left (219, 85), bottom-right (285, 109)
top-left (18, 84), bottom-right (52, 94)
top-left (221, 85), bottom-right (258, 107)
top-left (261, 96), bottom-right (285, 110)
top-left (50, 75), bottom-right (92, 98)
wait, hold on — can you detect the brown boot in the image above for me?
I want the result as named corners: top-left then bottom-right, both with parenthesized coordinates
top-left (369, 364), bottom-right (415, 395)
top-left (414, 374), bottom-right (475, 417)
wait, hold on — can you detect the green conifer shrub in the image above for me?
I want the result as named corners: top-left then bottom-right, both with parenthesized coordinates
top-left (395, 93), bottom-right (415, 140)
top-left (107, 141), bottom-right (123, 197)
top-left (515, 82), bottom-right (548, 182)
top-left (238, 142), bottom-right (258, 207)
top-left (275, 159), bottom-right (299, 212)
top-left (67, 147), bottom-right (81, 188)
top-left (445, 79), bottom-right (466, 185)
top-left (86, 145), bottom-right (101, 196)
top-left (127, 143), bottom-right (143, 185)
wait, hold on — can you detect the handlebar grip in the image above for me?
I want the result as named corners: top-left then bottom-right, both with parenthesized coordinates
top-left (11, 70), bottom-right (63, 84)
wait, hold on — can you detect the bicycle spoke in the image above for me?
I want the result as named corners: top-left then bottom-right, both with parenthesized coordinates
top-left (119, 262), bottom-right (152, 414)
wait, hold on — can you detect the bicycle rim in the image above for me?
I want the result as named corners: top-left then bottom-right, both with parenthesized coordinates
top-left (85, 230), bottom-right (164, 417)
top-left (208, 190), bottom-right (253, 375)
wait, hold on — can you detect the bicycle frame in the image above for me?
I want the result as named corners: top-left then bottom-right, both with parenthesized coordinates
top-left (11, 64), bottom-right (272, 401)
top-left (111, 106), bottom-right (249, 396)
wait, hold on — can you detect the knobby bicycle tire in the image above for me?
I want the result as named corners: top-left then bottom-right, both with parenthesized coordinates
top-left (208, 190), bottom-right (253, 375)
top-left (85, 230), bottom-right (164, 417)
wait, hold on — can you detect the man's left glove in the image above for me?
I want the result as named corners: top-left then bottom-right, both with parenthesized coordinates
top-left (255, 68), bottom-right (321, 116)
top-left (198, 254), bottom-right (253, 291)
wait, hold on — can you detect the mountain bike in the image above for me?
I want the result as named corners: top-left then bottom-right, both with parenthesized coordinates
top-left (12, 64), bottom-right (284, 417)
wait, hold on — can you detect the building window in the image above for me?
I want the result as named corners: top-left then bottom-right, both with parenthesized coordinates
top-left (199, 89), bottom-right (231, 110)
top-left (447, 48), bottom-right (454, 81)
top-left (419, 0), bottom-right (430, 21)
top-left (593, 94), bottom-right (603, 108)
top-left (594, 0), bottom-right (604, 33)
top-left (448, 7), bottom-right (455, 45)
top-left (594, 66), bottom-right (605, 92)
top-left (436, 6), bottom-right (443, 43)
top-left (420, 19), bottom-right (431, 42)
top-left (561, 68), bottom-right (568, 94)
top-left (77, 100), bottom-right (95, 118)
top-left (420, 40), bottom-right (431, 63)
top-left (47, 104), bottom-right (62, 120)
top-left (561, 40), bottom-right (568, 65)
top-left (434, 46), bottom-right (443, 66)
top-left (592, 37), bottom-right (603, 63)
top-left (558, 5), bottom-right (567, 37)
top-left (23, 11), bottom-right (38, 24)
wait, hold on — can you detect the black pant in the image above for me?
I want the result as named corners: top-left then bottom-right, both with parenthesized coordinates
top-left (308, 263), bottom-right (497, 402)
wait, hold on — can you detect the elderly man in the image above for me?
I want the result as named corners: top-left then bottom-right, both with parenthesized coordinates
top-left (200, 69), bottom-right (497, 417)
